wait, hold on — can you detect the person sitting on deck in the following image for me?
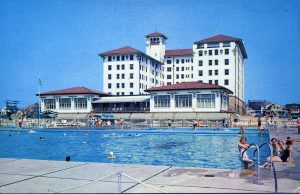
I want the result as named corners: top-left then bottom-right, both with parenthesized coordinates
top-left (260, 140), bottom-right (293, 168)
top-left (238, 136), bottom-right (255, 170)
top-left (271, 138), bottom-right (280, 156)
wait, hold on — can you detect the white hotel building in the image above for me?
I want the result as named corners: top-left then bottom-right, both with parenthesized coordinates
top-left (99, 32), bottom-right (247, 114)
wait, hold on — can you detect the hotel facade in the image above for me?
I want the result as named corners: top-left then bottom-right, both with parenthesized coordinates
top-left (99, 32), bottom-right (247, 114)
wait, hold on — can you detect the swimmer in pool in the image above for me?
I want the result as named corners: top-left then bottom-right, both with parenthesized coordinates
top-left (108, 151), bottom-right (116, 159)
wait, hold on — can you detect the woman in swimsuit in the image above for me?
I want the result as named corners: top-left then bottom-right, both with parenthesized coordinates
top-left (238, 136), bottom-right (255, 169)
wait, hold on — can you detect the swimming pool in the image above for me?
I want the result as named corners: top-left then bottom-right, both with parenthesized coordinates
top-left (0, 127), bottom-right (270, 169)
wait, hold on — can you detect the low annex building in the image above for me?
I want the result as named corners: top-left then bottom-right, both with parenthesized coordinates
top-left (145, 81), bottom-right (232, 113)
top-left (37, 87), bottom-right (109, 118)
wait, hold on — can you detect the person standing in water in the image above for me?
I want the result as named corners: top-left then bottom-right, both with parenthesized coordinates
top-left (167, 119), bottom-right (172, 131)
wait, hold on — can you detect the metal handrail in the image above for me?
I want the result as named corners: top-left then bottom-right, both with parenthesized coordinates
top-left (253, 143), bottom-right (273, 171)
top-left (253, 143), bottom-right (277, 193)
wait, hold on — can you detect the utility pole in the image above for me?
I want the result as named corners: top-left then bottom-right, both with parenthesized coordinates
top-left (38, 79), bottom-right (41, 127)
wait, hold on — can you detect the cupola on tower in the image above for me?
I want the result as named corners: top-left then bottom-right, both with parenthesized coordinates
top-left (145, 32), bottom-right (167, 62)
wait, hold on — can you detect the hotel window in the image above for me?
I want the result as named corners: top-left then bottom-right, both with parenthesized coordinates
top-left (176, 74), bottom-right (179, 79)
top-left (225, 49), bottom-right (229, 55)
top-left (108, 83), bottom-right (111, 89)
top-left (175, 94), bottom-right (192, 108)
top-left (116, 56), bottom-right (120, 61)
top-left (130, 64), bottom-right (134, 69)
top-left (215, 80), bottom-right (218, 85)
top-left (223, 42), bottom-right (230, 47)
top-left (122, 83), bottom-right (125, 88)
top-left (199, 60), bottom-right (203, 66)
top-left (116, 92), bottom-right (119, 96)
top-left (197, 43), bottom-right (204, 48)
top-left (191, 58), bottom-right (193, 63)
top-left (199, 70), bottom-right (203, 76)
top-left (221, 94), bottom-right (228, 109)
top-left (116, 83), bottom-right (120, 88)
top-left (117, 65), bottom-right (120, 70)
top-left (122, 74), bottom-right (125, 79)
top-left (121, 92), bottom-right (124, 96)
top-left (225, 69), bottom-right (229, 75)
top-left (44, 99), bottom-right (56, 110)
top-left (108, 56), bottom-right (112, 61)
top-left (167, 82), bottom-right (171, 85)
top-left (117, 74), bottom-right (120, 79)
top-left (59, 98), bottom-right (71, 110)
top-left (209, 50), bottom-right (212, 56)
top-left (176, 67), bottom-right (179, 71)
top-left (121, 55), bottom-right (125, 61)
top-left (130, 55), bottom-right (133, 60)
top-left (181, 59), bottom-right (184, 63)
top-left (224, 79), bottom-right (229, 85)
top-left (154, 95), bottom-right (170, 108)
top-left (209, 60), bottom-right (212, 66)
top-left (209, 80), bottom-right (212, 84)
top-left (130, 83), bottom-right (134, 88)
top-left (108, 65), bottom-right (112, 70)
top-left (176, 59), bottom-right (179, 64)
top-left (199, 50), bottom-right (203, 56)
top-left (207, 43), bottom-right (220, 48)
top-left (130, 92), bottom-right (133, 95)
top-left (181, 74), bottom-right (184, 79)
top-left (130, 73), bottom-right (134, 79)
top-left (74, 98), bottom-right (87, 109)
top-left (108, 74), bottom-right (111, 80)
top-left (209, 70), bottom-right (212, 76)
top-left (225, 59), bottom-right (229, 65)
top-left (181, 67), bottom-right (184, 71)
top-left (197, 94), bottom-right (215, 108)
top-left (215, 49), bottom-right (218, 55)
top-left (122, 65), bottom-right (125, 70)
top-left (166, 60), bottom-right (172, 64)
top-left (167, 75), bottom-right (172, 79)
top-left (215, 59), bottom-right (218, 65)
top-left (215, 70), bottom-right (218, 75)
top-left (167, 67), bottom-right (172, 72)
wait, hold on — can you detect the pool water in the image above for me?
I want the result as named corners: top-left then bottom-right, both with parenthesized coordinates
top-left (0, 127), bottom-right (270, 169)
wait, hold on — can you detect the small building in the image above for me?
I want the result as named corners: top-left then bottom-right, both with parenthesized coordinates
top-left (144, 81), bottom-right (232, 113)
top-left (37, 87), bottom-right (109, 118)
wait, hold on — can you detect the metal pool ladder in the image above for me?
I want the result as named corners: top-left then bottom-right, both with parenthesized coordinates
top-left (241, 142), bottom-right (278, 192)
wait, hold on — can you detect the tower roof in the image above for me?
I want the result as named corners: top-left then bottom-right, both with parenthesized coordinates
top-left (145, 32), bottom-right (167, 39)
top-left (194, 34), bottom-right (248, 59)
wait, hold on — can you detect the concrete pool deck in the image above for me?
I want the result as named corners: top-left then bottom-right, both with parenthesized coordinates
top-left (0, 128), bottom-right (299, 193)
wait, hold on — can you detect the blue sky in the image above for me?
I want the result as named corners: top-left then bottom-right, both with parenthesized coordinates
top-left (0, 0), bottom-right (299, 107)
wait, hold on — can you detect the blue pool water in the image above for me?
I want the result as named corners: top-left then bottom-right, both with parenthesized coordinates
top-left (0, 127), bottom-right (270, 169)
